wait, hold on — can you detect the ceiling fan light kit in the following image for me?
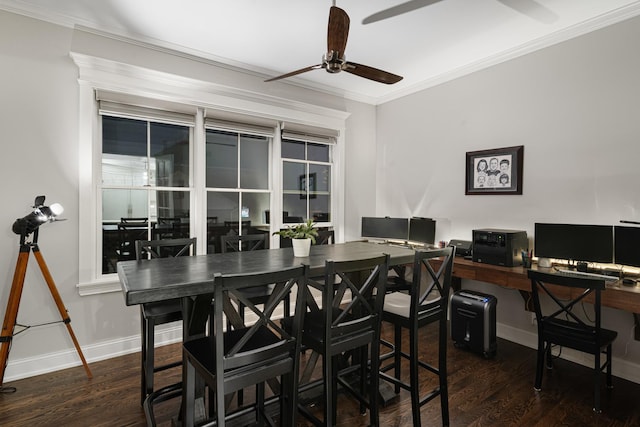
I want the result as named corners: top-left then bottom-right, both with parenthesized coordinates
top-left (265, 6), bottom-right (403, 85)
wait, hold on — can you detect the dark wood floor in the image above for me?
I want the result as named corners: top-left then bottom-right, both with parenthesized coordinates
top-left (1, 323), bottom-right (639, 426)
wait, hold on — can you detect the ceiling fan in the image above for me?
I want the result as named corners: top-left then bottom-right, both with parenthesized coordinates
top-left (362, 0), bottom-right (557, 25)
top-left (265, 4), bottom-right (403, 85)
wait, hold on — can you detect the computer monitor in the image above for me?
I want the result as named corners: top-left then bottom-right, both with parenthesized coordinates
top-left (534, 223), bottom-right (614, 263)
top-left (614, 225), bottom-right (640, 267)
top-left (361, 217), bottom-right (408, 241)
top-left (408, 217), bottom-right (436, 245)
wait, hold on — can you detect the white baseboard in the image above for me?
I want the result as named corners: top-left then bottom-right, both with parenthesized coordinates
top-left (497, 322), bottom-right (640, 385)
top-left (5, 316), bottom-right (639, 387)
top-left (3, 324), bottom-right (182, 383)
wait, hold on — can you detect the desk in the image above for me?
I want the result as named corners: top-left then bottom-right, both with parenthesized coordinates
top-left (435, 257), bottom-right (640, 339)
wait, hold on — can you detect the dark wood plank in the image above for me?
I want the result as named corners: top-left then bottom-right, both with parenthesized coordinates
top-left (1, 323), bottom-right (639, 426)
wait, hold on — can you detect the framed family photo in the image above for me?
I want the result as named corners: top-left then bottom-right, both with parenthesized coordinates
top-left (465, 145), bottom-right (524, 195)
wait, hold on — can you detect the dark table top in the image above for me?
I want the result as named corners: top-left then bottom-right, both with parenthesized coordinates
top-left (117, 241), bottom-right (416, 306)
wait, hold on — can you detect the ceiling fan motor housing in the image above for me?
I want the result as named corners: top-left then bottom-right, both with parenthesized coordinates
top-left (324, 51), bottom-right (345, 73)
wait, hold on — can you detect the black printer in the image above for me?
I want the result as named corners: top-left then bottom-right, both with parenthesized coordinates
top-left (472, 228), bottom-right (528, 267)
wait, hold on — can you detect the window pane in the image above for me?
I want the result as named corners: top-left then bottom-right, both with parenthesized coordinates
top-left (242, 192), bottom-right (270, 226)
top-left (102, 116), bottom-right (148, 186)
top-left (102, 189), bottom-right (149, 274)
top-left (283, 194), bottom-right (306, 223)
top-left (307, 143), bottom-right (330, 162)
top-left (283, 161), bottom-right (306, 192)
top-left (206, 130), bottom-right (238, 188)
top-left (309, 164), bottom-right (330, 222)
top-left (150, 123), bottom-right (190, 188)
top-left (282, 139), bottom-right (305, 160)
top-left (207, 191), bottom-right (238, 253)
top-left (311, 195), bottom-right (331, 223)
top-left (103, 116), bottom-right (147, 156)
top-left (310, 164), bottom-right (330, 193)
top-left (155, 190), bottom-right (190, 239)
top-left (240, 134), bottom-right (268, 190)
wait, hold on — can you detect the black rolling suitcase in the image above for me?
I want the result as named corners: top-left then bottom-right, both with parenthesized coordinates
top-left (451, 290), bottom-right (497, 358)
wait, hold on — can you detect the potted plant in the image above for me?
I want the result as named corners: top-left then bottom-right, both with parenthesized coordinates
top-left (273, 219), bottom-right (318, 257)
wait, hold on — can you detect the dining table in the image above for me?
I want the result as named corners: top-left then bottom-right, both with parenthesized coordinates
top-left (117, 240), bottom-right (417, 423)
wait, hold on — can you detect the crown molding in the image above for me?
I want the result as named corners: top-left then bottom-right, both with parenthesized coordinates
top-left (3, 1), bottom-right (640, 106)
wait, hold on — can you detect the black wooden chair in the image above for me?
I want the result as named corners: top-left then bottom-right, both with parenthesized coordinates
top-left (182, 265), bottom-right (309, 426)
top-left (315, 229), bottom-right (335, 246)
top-left (297, 254), bottom-right (390, 426)
top-left (379, 246), bottom-right (455, 427)
top-left (528, 269), bottom-right (618, 413)
top-left (117, 218), bottom-right (149, 261)
top-left (134, 238), bottom-right (197, 413)
top-left (220, 233), bottom-right (278, 406)
top-left (220, 234), bottom-right (273, 327)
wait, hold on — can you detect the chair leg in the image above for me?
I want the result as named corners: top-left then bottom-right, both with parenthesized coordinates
top-left (545, 344), bottom-right (553, 370)
top-left (393, 323), bottom-right (402, 394)
top-left (359, 346), bottom-right (367, 415)
top-left (236, 302), bottom-right (245, 407)
top-left (409, 323), bottom-right (421, 427)
top-left (256, 382), bottom-right (265, 427)
top-left (439, 318), bottom-right (450, 427)
top-left (594, 350), bottom-right (601, 413)
top-left (606, 344), bottom-right (613, 389)
top-left (369, 343), bottom-right (380, 427)
top-left (142, 314), bottom-right (155, 406)
top-left (326, 353), bottom-right (334, 426)
top-left (184, 359), bottom-right (196, 427)
top-left (534, 339), bottom-right (545, 391)
top-left (140, 310), bottom-right (148, 406)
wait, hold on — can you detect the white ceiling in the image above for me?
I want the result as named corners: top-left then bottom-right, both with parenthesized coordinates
top-left (2, 0), bottom-right (640, 104)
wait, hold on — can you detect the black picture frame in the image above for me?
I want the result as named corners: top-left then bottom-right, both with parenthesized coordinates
top-left (465, 145), bottom-right (524, 195)
top-left (299, 173), bottom-right (317, 199)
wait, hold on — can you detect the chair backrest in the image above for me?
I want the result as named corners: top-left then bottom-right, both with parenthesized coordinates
top-left (211, 265), bottom-right (309, 370)
top-left (318, 254), bottom-right (390, 344)
top-left (135, 237), bottom-right (197, 260)
top-left (224, 220), bottom-right (251, 235)
top-left (221, 234), bottom-right (267, 253)
top-left (527, 270), bottom-right (606, 340)
top-left (410, 246), bottom-right (455, 319)
top-left (117, 220), bottom-right (150, 261)
top-left (315, 229), bottom-right (335, 246)
top-left (121, 217), bottom-right (149, 224)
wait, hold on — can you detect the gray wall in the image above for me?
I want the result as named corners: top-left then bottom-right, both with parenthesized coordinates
top-left (1, 7), bottom-right (639, 385)
top-left (0, 9), bottom-right (373, 381)
top-left (375, 15), bottom-right (640, 381)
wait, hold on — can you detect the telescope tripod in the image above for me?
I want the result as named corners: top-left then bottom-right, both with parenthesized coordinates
top-left (0, 234), bottom-right (92, 391)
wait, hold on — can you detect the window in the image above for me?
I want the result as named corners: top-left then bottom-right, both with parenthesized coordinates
top-left (100, 114), bottom-right (193, 274)
top-left (205, 128), bottom-right (271, 254)
top-left (282, 138), bottom-right (332, 224)
top-left (73, 51), bottom-right (347, 295)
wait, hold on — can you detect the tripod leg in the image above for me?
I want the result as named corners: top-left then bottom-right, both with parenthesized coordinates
top-left (0, 245), bottom-right (30, 387)
top-left (32, 246), bottom-right (93, 380)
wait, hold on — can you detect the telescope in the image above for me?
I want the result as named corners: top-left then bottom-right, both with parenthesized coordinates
top-left (11, 195), bottom-right (63, 238)
top-left (1, 195), bottom-right (91, 391)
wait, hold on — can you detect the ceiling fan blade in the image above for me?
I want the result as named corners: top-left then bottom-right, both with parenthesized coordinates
top-left (343, 62), bottom-right (403, 85)
top-left (264, 64), bottom-right (324, 82)
top-left (362, 0), bottom-right (443, 25)
top-left (327, 6), bottom-right (350, 57)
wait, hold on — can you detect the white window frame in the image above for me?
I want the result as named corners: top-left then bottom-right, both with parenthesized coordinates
top-left (280, 137), bottom-right (335, 229)
top-left (72, 52), bottom-right (348, 296)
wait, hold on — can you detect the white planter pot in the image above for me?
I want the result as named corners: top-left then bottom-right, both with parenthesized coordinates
top-left (292, 238), bottom-right (311, 257)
